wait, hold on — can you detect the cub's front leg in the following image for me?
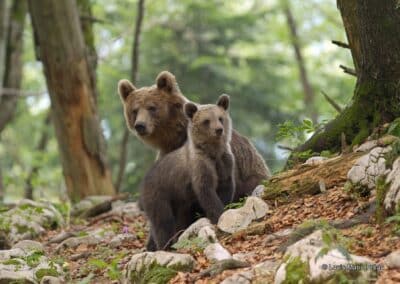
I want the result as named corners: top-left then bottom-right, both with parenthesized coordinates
top-left (216, 151), bottom-right (235, 205)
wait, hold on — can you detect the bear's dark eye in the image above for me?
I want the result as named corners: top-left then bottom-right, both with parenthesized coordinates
top-left (203, 119), bottom-right (210, 126)
top-left (219, 117), bottom-right (224, 123)
top-left (148, 106), bottom-right (157, 113)
top-left (132, 109), bottom-right (138, 116)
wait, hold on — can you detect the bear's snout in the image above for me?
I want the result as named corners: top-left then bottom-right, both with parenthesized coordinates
top-left (134, 122), bottom-right (147, 135)
top-left (215, 128), bottom-right (223, 136)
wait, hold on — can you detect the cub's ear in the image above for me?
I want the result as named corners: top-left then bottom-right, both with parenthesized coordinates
top-left (217, 94), bottom-right (230, 110)
top-left (118, 79), bottom-right (136, 101)
top-left (184, 102), bottom-right (198, 119)
top-left (156, 71), bottom-right (179, 93)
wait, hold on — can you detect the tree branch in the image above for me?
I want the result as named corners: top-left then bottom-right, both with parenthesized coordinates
top-left (320, 91), bottom-right (342, 113)
top-left (339, 64), bottom-right (357, 77)
top-left (331, 40), bottom-right (350, 49)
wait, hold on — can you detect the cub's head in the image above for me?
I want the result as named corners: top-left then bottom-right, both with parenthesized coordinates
top-left (184, 94), bottom-right (232, 146)
top-left (117, 71), bottom-right (187, 149)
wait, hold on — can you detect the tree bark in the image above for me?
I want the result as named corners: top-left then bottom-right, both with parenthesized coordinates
top-left (0, 0), bottom-right (26, 134)
top-left (115, 0), bottom-right (146, 192)
top-left (296, 0), bottom-right (400, 155)
top-left (0, 0), bottom-right (10, 83)
top-left (283, 1), bottom-right (318, 123)
top-left (28, 0), bottom-right (115, 200)
top-left (77, 0), bottom-right (99, 103)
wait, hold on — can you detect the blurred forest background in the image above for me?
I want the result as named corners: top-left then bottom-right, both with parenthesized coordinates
top-left (0, 0), bottom-right (356, 202)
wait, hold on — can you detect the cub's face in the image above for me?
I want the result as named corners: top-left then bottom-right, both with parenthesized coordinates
top-left (118, 72), bottom-right (186, 144)
top-left (185, 95), bottom-right (231, 144)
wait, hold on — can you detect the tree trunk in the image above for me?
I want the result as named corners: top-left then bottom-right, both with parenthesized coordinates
top-left (115, 0), bottom-right (146, 192)
top-left (0, 167), bottom-right (3, 203)
top-left (283, 1), bottom-right (317, 123)
top-left (28, 0), bottom-right (115, 200)
top-left (0, 0), bottom-right (10, 83)
top-left (0, 0), bottom-right (26, 134)
top-left (24, 113), bottom-right (51, 200)
top-left (77, 0), bottom-right (99, 103)
top-left (296, 0), bottom-right (400, 155)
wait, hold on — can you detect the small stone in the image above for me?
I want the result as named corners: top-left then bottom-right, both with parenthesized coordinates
top-left (178, 218), bottom-right (212, 242)
top-left (221, 270), bottom-right (253, 284)
top-left (56, 235), bottom-right (99, 252)
top-left (218, 197), bottom-right (268, 234)
top-left (305, 156), bottom-right (328, 165)
top-left (12, 240), bottom-right (44, 253)
top-left (251, 185), bottom-right (265, 198)
top-left (110, 233), bottom-right (136, 248)
top-left (232, 252), bottom-right (256, 262)
top-left (204, 243), bottom-right (232, 262)
top-left (355, 140), bottom-right (378, 152)
top-left (385, 250), bottom-right (400, 269)
top-left (198, 226), bottom-right (217, 244)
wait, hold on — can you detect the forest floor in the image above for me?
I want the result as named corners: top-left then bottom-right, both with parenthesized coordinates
top-left (35, 151), bottom-right (400, 283)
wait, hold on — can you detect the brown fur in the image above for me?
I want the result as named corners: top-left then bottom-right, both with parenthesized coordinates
top-left (140, 95), bottom-right (235, 251)
top-left (118, 71), bottom-right (270, 201)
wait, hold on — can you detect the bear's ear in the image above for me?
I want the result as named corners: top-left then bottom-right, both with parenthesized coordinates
top-left (217, 94), bottom-right (230, 111)
top-left (156, 71), bottom-right (178, 93)
top-left (184, 102), bottom-right (198, 119)
top-left (118, 79), bottom-right (136, 101)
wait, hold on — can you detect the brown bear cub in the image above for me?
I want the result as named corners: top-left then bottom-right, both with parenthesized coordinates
top-left (140, 95), bottom-right (235, 251)
top-left (118, 71), bottom-right (270, 201)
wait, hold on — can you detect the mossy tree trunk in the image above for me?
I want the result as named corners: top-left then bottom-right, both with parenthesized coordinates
top-left (28, 0), bottom-right (115, 200)
top-left (296, 0), bottom-right (400, 154)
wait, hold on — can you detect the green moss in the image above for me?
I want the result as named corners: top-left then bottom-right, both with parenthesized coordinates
top-left (2, 259), bottom-right (22, 266)
top-left (130, 262), bottom-right (177, 284)
top-left (26, 251), bottom-right (44, 268)
top-left (282, 256), bottom-right (310, 284)
top-left (376, 177), bottom-right (389, 224)
top-left (35, 267), bottom-right (59, 281)
top-left (172, 236), bottom-right (208, 253)
top-left (385, 140), bottom-right (400, 167)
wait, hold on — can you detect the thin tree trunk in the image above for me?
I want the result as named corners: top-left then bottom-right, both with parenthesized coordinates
top-left (24, 113), bottom-right (51, 200)
top-left (0, 0), bottom-right (10, 84)
top-left (296, 0), bottom-right (400, 155)
top-left (0, 0), bottom-right (26, 133)
top-left (115, 0), bottom-right (146, 192)
top-left (28, 0), bottom-right (115, 200)
top-left (283, 1), bottom-right (317, 123)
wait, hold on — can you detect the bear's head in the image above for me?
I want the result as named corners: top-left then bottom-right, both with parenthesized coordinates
top-left (118, 71), bottom-right (188, 153)
top-left (184, 94), bottom-right (232, 148)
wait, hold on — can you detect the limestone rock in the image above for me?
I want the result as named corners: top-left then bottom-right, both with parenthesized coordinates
top-left (355, 140), bottom-right (378, 152)
top-left (111, 202), bottom-right (142, 220)
top-left (274, 230), bottom-right (377, 284)
top-left (123, 251), bottom-right (195, 283)
top-left (204, 243), bottom-right (232, 262)
top-left (13, 240), bottom-right (44, 253)
top-left (347, 146), bottom-right (391, 190)
top-left (251, 185), bottom-right (265, 198)
top-left (110, 233), bottom-right (136, 248)
top-left (384, 157), bottom-right (400, 212)
top-left (221, 270), bottom-right (253, 284)
top-left (218, 197), bottom-right (268, 234)
top-left (385, 250), bottom-right (400, 269)
top-left (40, 276), bottom-right (63, 284)
top-left (305, 156), bottom-right (328, 165)
top-left (178, 218), bottom-right (212, 242)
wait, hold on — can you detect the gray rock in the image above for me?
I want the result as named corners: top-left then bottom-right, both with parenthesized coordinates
top-left (355, 140), bottom-right (378, 152)
top-left (71, 195), bottom-right (112, 217)
top-left (274, 230), bottom-right (377, 284)
top-left (305, 156), bottom-right (328, 165)
top-left (204, 243), bottom-right (232, 262)
top-left (0, 248), bottom-right (25, 261)
top-left (13, 240), bottom-right (44, 253)
top-left (0, 269), bottom-right (35, 284)
top-left (221, 260), bottom-right (278, 284)
top-left (251, 185), bottom-right (265, 198)
top-left (347, 146), bottom-right (391, 190)
top-left (384, 157), bottom-right (400, 212)
top-left (123, 251), bottom-right (195, 283)
top-left (264, 228), bottom-right (294, 243)
top-left (56, 235), bottom-right (99, 251)
top-left (178, 218), bottom-right (212, 242)
top-left (385, 250), bottom-right (400, 269)
top-left (198, 225), bottom-right (217, 244)
top-left (111, 202), bottom-right (142, 219)
top-left (110, 233), bottom-right (136, 248)
top-left (0, 200), bottom-right (64, 247)
top-left (218, 197), bottom-right (268, 234)
top-left (232, 252), bottom-right (256, 262)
